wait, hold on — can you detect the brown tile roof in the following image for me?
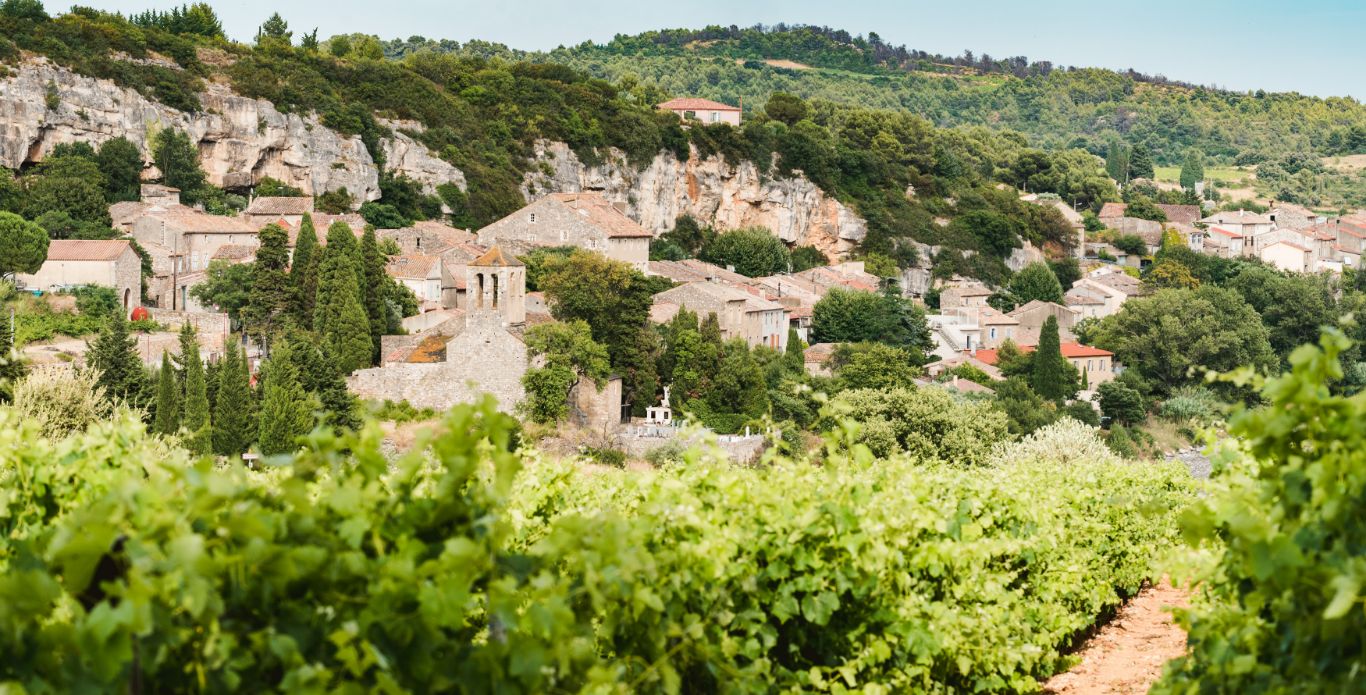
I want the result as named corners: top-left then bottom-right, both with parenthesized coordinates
top-left (386, 254), bottom-right (440, 279)
top-left (547, 193), bottom-right (654, 238)
top-left (657, 97), bottom-right (740, 112)
top-left (43, 239), bottom-right (133, 261)
top-left (472, 245), bottom-right (523, 267)
top-left (1156, 204), bottom-right (1202, 226)
top-left (1098, 202), bottom-right (1127, 219)
top-left (245, 196), bottom-right (314, 216)
top-left (161, 210), bottom-right (258, 234)
top-left (804, 342), bottom-right (838, 363)
top-left (211, 244), bottom-right (257, 262)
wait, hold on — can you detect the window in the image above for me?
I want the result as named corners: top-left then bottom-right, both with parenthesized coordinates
top-left (1087, 359), bottom-right (1093, 371)
top-left (989, 328), bottom-right (997, 339)
top-left (710, 111), bottom-right (719, 123)
top-left (528, 213), bottom-right (537, 224)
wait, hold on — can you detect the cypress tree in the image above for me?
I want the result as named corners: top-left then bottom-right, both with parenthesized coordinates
top-left (1129, 145), bottom-right (1155, 180)
top-left (1030, 316), bottom-right (1075, 403)
top-left (152, 351), bottom-right (181, 435)
top-left (784, 328), bottom-right (806, 374)
top-left (179, 323), bottom-right (211, 453)
top-left (289, 337), bottom-right (359, 432)
top-left (212, 343), bottom-right (254, 457)
top-left (89, 310), bottom-right (147, 406)
top-left (313, 229), bottom-right (373, 374)
top-left (0, 311), bottom-right (25, 402)
top-left (257, 342), bottom-right (316, 455)
top-left (359, 225), bottom-right (386, 365)
top-left (291, 213), bottom-right (320, 322)
top-left (243, 223), bottom-right (292, 345)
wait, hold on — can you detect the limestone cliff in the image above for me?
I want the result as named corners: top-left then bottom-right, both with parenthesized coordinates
top-left (523, 140), bottom-right (867, 258)
top-left (0, 58), bottom-right (464, 200)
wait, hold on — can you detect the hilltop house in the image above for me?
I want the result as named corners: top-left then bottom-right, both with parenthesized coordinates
top-left (476, 193), bottom-right (652, 271)
top-left (657, 97), bottom-right (742, 126)
top-left (1200, 210), bottom-right (1274, 238)
top-left (16, 240), bottom-right (142, 313)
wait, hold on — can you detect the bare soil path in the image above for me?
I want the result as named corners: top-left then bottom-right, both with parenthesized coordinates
top-left (1042, 580), bottom-right (1190, 694)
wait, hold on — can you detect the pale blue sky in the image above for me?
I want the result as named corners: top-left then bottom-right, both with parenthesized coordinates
top-left (77, 0), bottom-right (1365, 98)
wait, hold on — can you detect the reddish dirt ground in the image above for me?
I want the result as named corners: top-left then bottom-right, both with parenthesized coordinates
top-left (1042, 580), bottom-right (1190, 694)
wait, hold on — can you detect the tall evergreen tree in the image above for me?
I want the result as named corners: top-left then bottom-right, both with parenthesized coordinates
top-left (0, 310), bottom-right (25, 403)
top-left (257, 342), bottom-right (315, 455)
top-left (1030, 316), bottom-right (1077, 403)
top-left (1105, 140), bottom-right (1130, 184)
top-left (313, 226), bottom-right (372, 374)
top-left (1180, 148), bottom-right (1206, 191)
top-left (290, 213), bottom-right (320, 322)
top-left (89, 310), bottom-right (146, 406)
top-left (152, 129), bottom-right (206, 201)
top-left (179, 323), bottom-right (211, 454)
top-left (243, 223), bottom-right (292, 345)
top-left (1129, 145), bottom-right (1155, 180)
top-left (152, 351), bottom-right (181, 435)
top-left (212, 344), bottom-right (254, 457)
top-left (95, 137), bottom-right (143, 203)
top-left (288, 337), bottom-right (359, 432)
top-left (359, 225), bottom-right (386, 364)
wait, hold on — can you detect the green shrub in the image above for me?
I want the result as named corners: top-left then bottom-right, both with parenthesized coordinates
top-left (0, 396), bottom-right (1193, 692)
top-left (1157, 385), bottom-right (1223, 423)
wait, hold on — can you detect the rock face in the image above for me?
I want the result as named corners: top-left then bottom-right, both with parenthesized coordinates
top-left (0, 59), bottom-right (465, 201)
top-left (523, 140), bottom-right (866, 259)
top-left (379, 119), bottom-right (466, 194)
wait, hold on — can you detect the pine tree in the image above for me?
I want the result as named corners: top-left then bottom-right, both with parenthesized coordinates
top-left (1180, 149), bottom-right (1206, 191)
top-left (291, 213), bottom-right (320, 323)
top-left (1030, 316), bottom-right (1076, 403)
top-left (312, 228), bottom-right (372, 374)
top-left (152, 351), bottom-right (181, 435)
top-left (212, 343), bottom-right (254, 457)
top-left (89, 310), bottom-right (147, 406)
top-left (0, 310), bottom-right (26, 402)
top-left (257, 342), bottom-right (315, 455)
top-left (179, 323), bottom-right (211, 453)
top-left (243, 223), bottom-right (292, 345)
top-left (359, 225), bottom-right (386, 365)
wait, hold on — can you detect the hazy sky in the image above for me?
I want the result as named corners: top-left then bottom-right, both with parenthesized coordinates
top-left (77, 0), bottom-right (1365, 99)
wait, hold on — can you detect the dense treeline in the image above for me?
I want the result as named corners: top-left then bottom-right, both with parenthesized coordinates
top-left (384, 26), bottom-right (1366, 168)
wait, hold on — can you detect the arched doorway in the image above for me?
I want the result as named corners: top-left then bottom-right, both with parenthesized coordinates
top-left (123, 288), bottom-right (131, 312)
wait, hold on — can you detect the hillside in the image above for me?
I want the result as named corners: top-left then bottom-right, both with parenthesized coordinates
top-left (383, 25), bottom-right (1366, 208)
top-left (1, 6), bottom-right (1107, 286)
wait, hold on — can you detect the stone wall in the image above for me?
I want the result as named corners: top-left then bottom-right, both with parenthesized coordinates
top-left (569, 376), bottom-right (623, 432)
top-left (347, 316), bottom-right (526, 412)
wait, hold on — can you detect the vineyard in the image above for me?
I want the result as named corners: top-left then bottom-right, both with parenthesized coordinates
top-left (3, 333), bottom-right (1362, 692)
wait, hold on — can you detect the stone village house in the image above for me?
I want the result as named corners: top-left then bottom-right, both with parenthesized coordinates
top-left (347, 246), bottom-right (623, 427)
top-left (656, 97), bottom-right (742, 126)
top-left (476, 193), bottom-right (652, 271)
top-left (16, 239), bottom-right (142, 313)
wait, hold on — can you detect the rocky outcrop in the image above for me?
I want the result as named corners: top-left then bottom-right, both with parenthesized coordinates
top-left (379, 119), bottom-right (466, 194)
top-left (523, 140), bottom-right (867, 258)
top-left (0, 58), bottom-right (466, 201)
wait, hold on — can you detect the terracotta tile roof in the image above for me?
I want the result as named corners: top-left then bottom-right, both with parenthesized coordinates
top-left (547, 193), bottom-right (654, 238)
top-left (657, 97), bottom-right (740, 112)
top-left (1098, 202), bottom-right (1127, 219)
top-left (160, 210), bottom-right (258, 234)
top-left (973, 342), bottom-right (1112, 365)
top-left (1155, 204), bottom-right (1202, 225)
top-left (1207, 225), bottom-right (1244, 238)
top-left (211, 244), bottom-right (257, 262)
top-left (386, 253), bottom-right (440, 279)
top-left (472, 245), bottom-right (523, 267)
top-left (245, 196), bottom-right (314, 216)
top-left (804, 342), bottom-right (838, 363)
top-left (43, 239), bottom-right (133, 261)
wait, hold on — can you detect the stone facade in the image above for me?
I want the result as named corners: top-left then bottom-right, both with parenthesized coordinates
top-left (476, 193), bottom-right (652, 271)
top-left (17, 240), bottom-right (142, 313)
top-left (569, 376), bottom-right (624, 431)
top-left (653, 281), bottom-right (788, 351)
top-left (347, 314), bottom-right (527, 411)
